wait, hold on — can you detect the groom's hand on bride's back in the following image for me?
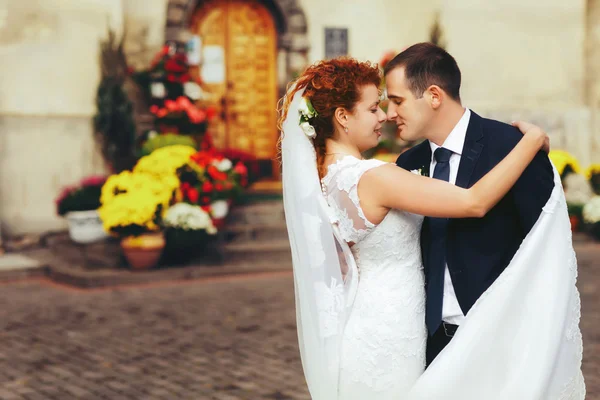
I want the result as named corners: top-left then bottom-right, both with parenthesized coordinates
top-left (511, 121), bottom-right (550, 153)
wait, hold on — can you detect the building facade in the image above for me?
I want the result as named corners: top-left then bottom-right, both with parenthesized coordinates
top-left (0, 0), bottom-right (598, 234)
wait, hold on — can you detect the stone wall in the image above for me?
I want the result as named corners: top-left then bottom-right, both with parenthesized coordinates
top-left (0, 0), bottom-right (122, 235)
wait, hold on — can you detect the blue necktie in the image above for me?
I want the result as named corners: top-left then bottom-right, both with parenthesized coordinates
top-left (426, 147), bottom-right (453, 335)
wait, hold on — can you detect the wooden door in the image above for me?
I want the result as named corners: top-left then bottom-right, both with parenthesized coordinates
top-left (191, 0), bottom-right (278, 164)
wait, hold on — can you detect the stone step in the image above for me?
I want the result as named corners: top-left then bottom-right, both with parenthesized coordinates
top-left (227, 202), bottom-right (285, 225)
top-left (218, 240), bottom-right (291, 264)
top-left (220, 223), bottom-right (289, 243)
top-left (0, 252), bottom-right (48, 281)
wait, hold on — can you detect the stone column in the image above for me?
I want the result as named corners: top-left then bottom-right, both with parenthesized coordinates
top-left (586, 0), bottom-right (600, 163)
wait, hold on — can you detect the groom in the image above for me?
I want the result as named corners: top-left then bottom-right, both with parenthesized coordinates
top-left (386, 43), bottom-right (555, 366)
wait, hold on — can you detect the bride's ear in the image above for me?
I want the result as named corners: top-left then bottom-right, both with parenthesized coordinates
top-left (334, 107), bottom-right (348, 131)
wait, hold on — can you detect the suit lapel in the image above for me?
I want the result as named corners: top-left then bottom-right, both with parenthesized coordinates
top-left (455, 112), bottom-right (485, 189)
top-left (409, 141), bottom-right (432, 175)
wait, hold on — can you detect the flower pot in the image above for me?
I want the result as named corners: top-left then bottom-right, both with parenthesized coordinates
top-left (120, 232), bottom-right (165, 270)
top-left (65, 210), bottom-right (108, 244)
top-left (589, 222), bottom-right (600, 241)
top-left (210, 199), bottom-right (231, 229)
top-left (163, 228), bottom-right (212, 265)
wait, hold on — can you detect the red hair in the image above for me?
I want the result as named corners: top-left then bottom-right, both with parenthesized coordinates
top-left (277, 57), bottom-right (381, 178)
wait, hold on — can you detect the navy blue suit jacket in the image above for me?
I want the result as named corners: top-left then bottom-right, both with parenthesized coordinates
top-left (396, 111), bottom-right (555, 321)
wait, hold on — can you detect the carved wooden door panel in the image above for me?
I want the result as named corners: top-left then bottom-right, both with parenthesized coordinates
top-left (192, 0), bottom-right (278, 161)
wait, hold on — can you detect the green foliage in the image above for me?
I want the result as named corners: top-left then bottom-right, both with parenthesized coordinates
top-left (93, 28), bottom-right (137, 172)
top-left (139, 133), bottom-right (198, 157)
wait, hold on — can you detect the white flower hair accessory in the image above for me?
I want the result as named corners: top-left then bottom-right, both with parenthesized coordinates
top-left (298, 96), bottom-right (318, 138)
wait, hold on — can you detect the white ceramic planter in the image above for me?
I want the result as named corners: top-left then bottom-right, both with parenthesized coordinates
top-left (65, 210), bottom-right (108, 244)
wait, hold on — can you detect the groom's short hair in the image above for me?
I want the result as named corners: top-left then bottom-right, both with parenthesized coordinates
top-left (384, 42), bottom-right (461, 102)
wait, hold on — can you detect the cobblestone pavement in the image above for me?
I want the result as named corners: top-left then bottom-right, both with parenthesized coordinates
top-left (0, 241), bottom-right (599, 400)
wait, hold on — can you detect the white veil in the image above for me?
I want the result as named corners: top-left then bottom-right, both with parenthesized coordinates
top-left (281, 88), bottom-right (359, 399)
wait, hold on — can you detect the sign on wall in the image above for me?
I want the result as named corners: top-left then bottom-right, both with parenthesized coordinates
top-left (201, 45), bottom-right (225, 84)
top-left (325, 28), bottom-right (348, 59)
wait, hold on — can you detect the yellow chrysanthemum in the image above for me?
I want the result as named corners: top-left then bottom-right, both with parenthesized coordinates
top-left (548, 150), bottom-right (582, 176)
top-left (100, 171), bottom-right (174, 205)
top-left (98, 188), bottom-right (170, 235)
top-left (585, 164), bottom-right (600, 180)
top-left (134, 144), bottom-right (196, 179)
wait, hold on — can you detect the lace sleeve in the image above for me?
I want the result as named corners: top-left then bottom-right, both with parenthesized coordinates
top-left (322, 157), bottom-right (388, 244)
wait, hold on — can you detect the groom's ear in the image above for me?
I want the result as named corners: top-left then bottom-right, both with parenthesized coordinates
top-left (426, 85), bottom-right (443, 110)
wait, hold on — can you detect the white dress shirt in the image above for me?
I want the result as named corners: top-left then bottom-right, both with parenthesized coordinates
top-left (428, 107), bottom-right (471, 325)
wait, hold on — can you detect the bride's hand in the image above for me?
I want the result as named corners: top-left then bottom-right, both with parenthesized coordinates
top-left (511, 121), bottom-right (550, 153)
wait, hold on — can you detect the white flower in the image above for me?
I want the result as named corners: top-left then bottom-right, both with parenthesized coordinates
top-left (214, 158), bottom-right (233, 172)
top-left (298, 97), bottom-right (310, 116)
top-left (300, 121), bottom-right (316, 138)
top-left (410, 168), bottom-right (426, 176)
top-left (147, 130), bottom-right (158, 140)
top-left (564, 173), bottom-right (594, 205)
top-left (164, 203), bottom-right (217, 234)
top-left (150, 82), bottom-right (166, 98)
top-left (183, 82), bottom-right (203, 100)
top-left (583, 196), bottom-right (600, 224)
top-left (210, 200), bottom-right (230, 219)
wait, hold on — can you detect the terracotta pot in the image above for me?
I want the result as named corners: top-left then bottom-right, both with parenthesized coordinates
top-left (120, 232), bottom-right (165, 270)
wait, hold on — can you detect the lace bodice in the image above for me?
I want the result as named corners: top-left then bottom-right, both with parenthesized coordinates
top-left (321, 156), bottom-right (424, 268)
top-left (321, 156), bottom-right (427, 397)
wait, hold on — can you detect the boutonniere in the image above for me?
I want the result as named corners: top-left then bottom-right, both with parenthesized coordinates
top-left (410, 165), bottom-right (429, 177)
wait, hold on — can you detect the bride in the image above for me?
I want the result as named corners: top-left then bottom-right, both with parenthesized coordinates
top-left (279, 57), bottom-right (584, 399)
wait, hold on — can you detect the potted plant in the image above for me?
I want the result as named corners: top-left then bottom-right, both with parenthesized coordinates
top-left (583, 196), bottom-right (600, 241)
top-left (55, 175), bottom-right (108, 243)
top-left (98, 171), bottom-right (176, 270)
top-left (548, 150), bottom-right (582, 182)
top-left (586, 164), bottom-right (600, 195)
top-left (177, 149), bottom-right (248, 228)
top-left (162, 203), bottom-right (217, 265)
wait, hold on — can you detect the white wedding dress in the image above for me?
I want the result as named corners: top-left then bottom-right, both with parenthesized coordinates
top-left (321, 155), bottom-right (427, 399)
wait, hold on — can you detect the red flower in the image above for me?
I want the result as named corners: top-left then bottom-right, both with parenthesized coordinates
top-left (202, 181), bottom-right (214, 193)
top-left (150, 105), bottom-right (159, 114)
top-left (187, 108), bottom-right (206, 124)
top-left (156, 108), bottom-right (168, 118)
top-left (165, 59), bottom-right (186, 73)
top-left (167, 74), bottom-right (177, 82)
top-left (55, 186), bottom-right (77, 205)
top-left (187, 187), bottom-right (199, 203)
top-left (201, 205), bottom-right (211, 213)
top-left (164, 100), bottom-right (177, 111)
top-left (190, 152), bottom-right (212, 167)
top-left (224, 182), bottom-right (233, 190)
top-left (80, 175), bottom-right (107, 187)
top-left (233, 162), bottom-right (248, 177)
top-left (179, 73), bottom-right (191, 83)
top-left (206, 107), bottom-right (217, 120)
top-left (215, 183), bottom-right (224, 192)
top-left (208, 165), bottom-right (227, 181)
top-left (201, 196), bottom-right (210, 205)
top-left (177, 96), bottom-right (192, 108)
